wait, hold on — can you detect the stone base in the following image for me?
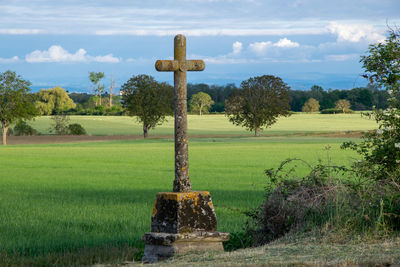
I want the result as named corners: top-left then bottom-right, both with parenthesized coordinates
top-left (151, 191), bottom-right (217, 233)
top-left (142, 232), bottom-right (229, 263)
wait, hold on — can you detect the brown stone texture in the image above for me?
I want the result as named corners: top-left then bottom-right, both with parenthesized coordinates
top-left (155, 34), bottom-right (205, 193)
top-left (151, 191), bottom-right (217, 234)
top-left (142, 232), bottom-right (229, 263)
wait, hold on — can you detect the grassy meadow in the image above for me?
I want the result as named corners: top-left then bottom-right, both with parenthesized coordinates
top-left (0, 114), bottom-right (378, 264)
top-left (27, 113), bottom-right (377, 136)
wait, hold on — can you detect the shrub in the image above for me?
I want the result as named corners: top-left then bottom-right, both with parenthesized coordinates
top-left (320, 108), bottom-right (341, 114)
top-left (105, 106), bottom-right (124, 116)
top-left (68, 123), bottom-right (86, 135)
top-left (49, 114), bottom-right (70, 135)
top-left (246, 157), bottom-right (400, 247)
top-left (13, 120), bottom-right (38, 136)
top-left (320, 108), bottom-right (353, 114)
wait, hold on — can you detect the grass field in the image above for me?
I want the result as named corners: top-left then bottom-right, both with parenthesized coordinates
top-left (0, 114), bottom-right (377, 264)
top-left (27, 113), bottom-right (377, 136)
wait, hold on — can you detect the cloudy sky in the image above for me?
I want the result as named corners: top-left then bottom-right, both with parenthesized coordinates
top-left (0, 0), bottom-right (399, 92)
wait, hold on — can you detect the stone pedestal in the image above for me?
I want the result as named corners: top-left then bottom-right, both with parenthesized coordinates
top-left (142, 191), bottom-right (229, 263)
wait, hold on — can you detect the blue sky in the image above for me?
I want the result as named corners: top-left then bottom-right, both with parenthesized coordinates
top-left (0, 0), bottom-right (399, 92)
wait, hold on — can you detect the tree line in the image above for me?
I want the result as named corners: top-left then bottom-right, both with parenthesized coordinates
top-left (28, 83), bottom-right (389, 117)
top-left (0, 69), bottom-right (393, 143)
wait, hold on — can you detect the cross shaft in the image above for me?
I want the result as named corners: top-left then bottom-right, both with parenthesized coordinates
top-left (155, 34), bottom-right (205, 192)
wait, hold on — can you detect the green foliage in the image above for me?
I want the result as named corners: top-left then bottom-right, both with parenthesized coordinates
top-left (49, 115), bottom-right (87, 135)
top-left (223, 231), bottom-right (253, 251)
top-left (49, 114), bottom-right (70, 135)
top-left (121, 74), bottom-right (173, 138)
top-left (290, 84), bottom-right (387, 112)
top-left (13, 120), bottom-right (38, 136)
top-left (320, 108), bottom-right (354, 114)
top-left (0, 70), bottom-right (38, 145)
top-left (361, 29), bottom-right (400, 104)
top-left (105, 106), bottom-right (124, 116)
top-left (335, 99), bottom-right (351, 113)
top-left (225, 75), bottom-right (291, 136)
top-left (342, 108), bottom-right (400, 181)
top-left (35, 87), bottom-right (76, 115)
top-left (247, 156), bottom-right (400, 247)
top-left (302, 98), bottom-right (320, 112)
top-left (68, 123), bottom-right (86, 135)
top-left (89, 72), bottom-right (105, 106)
top-left (342, 28), bottom-right (400, 182)
top-left (188, 83), bottom-right (237, 113)
top-left (6, 127), bottom-right (13, 136)
top-left (189, 92), bottom-right (214, 115)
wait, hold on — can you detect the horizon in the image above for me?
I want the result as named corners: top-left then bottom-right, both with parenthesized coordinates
top-left (1, 1), bottom-right (399, 92)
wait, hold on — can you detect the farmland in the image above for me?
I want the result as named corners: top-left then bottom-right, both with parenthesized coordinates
top-left (26, 113), bottom-right (377, 136)
top-left (0, 114), bottom-right (377, 264)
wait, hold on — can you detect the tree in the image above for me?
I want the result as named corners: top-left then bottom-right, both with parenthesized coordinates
top-left (121, 74), bottom-right (174, 138)
top-left (342, 28), bottom-right (400, 181)
top-left (189, 92), bottom-right (214, 115)
top-left (225, 75), bottom-right (291, 136)
top-left (310, 85), bottom-right (324, 102)
top-left (335, 99), bottom-right (351, 113)
top-left (89, 72), bottom-right (105, 106)
top-left (109, 74), bottom-right (115, 108)
top-left (35, 87), bottom-right (76, 115)
top-left (302, 98), bottom-right (320, 112)
top-left (0, 70), bottom-right (38, 145)
top-left (361, 28), bottom-right (400, 107)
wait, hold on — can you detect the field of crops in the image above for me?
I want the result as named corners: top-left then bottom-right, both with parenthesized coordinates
top-left (28, 113), bottom-right (377, 136)
top-left (0, 114), bottom-right (376, 263)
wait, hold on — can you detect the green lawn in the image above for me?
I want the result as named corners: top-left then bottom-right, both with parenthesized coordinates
top-left (0, 114), bottom-right (375, 264)
top-left (0, 137), bottom-right (359, 261)
top-left (27, 113), bottom-right (377, 136)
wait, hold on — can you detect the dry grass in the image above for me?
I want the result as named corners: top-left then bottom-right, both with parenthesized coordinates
top-left (120, 236), bottom-right (400, 267)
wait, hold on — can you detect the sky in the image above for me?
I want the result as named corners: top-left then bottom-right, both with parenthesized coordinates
top-left (0, 0), bottom-right (399, 93)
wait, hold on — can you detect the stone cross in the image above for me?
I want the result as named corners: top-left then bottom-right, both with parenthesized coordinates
top-left (155, 34), bottom-right (205, 193)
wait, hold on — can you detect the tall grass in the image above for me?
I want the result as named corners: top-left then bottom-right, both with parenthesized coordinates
top-left (242, 153), bottom-right (400, 249)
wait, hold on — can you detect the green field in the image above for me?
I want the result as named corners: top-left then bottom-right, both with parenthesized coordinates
top-left (28, 113), bottom-right (377, 136)
top-left (0, 114), bottom-right (375, 263)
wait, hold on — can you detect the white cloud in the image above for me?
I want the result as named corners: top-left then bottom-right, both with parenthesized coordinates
top-left (327, 22), bottom-right (385, 43)
top-left (0, 56), bottom-right (19, 63)
top-left (273, 38), bottom-right (299, 48)
top-left (232, 41), bottom-right (242, 55)
top-left (25, 45), bottom-right (121, 63)
top-left (95, 28), bottom-right (326, 37)
top-left (325, 54), bottom-right (359, 61)
top-left (249, 38), bottom-right (300, 55)
top-left (0, 29), bottom-right (42, 34)
top-left (249, 41), bottom-right (273, 55)
top-left (92, 54), bottom-right (120, 63)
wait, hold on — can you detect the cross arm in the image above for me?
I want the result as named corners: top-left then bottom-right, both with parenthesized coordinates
top-left (155, 60), bottom-right (205, 72)
top-left (155, 60), bottom-right (179, 72)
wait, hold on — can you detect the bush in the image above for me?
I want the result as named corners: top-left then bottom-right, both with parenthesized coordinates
top-left (320, 108), bottom-right (354, 114)
top-left (68, 123), bottom-right (86, 135)
top-left (105, 106), bottom-right (124, 116)
top-left (13, 120), bottom-right (38, 136)
top-left (49, 114), bottom-right (70, 135)
top-left (246, 156), bottom-right (400, 247)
